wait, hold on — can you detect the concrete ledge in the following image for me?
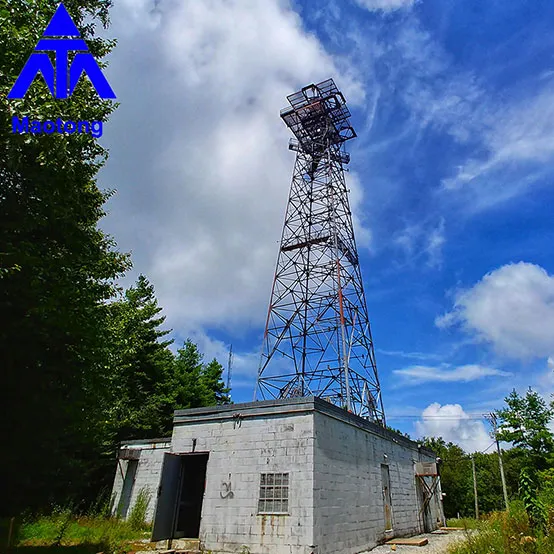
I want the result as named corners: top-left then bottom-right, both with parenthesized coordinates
top-left (120, 437), bottom-right (172, 446)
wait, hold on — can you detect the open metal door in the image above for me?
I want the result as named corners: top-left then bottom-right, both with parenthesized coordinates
top-left (152, 453), bottom-right (181, 542)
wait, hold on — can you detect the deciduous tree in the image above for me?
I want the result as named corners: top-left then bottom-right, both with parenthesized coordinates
top-left (0, 0), bottom-right (128, 515)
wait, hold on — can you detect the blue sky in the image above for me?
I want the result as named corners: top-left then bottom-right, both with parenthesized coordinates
top-left (98, 0), bottom-right (554, 452)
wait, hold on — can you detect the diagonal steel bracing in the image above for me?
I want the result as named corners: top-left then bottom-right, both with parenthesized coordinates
top-left (254, 79), bottom-right (385, 425)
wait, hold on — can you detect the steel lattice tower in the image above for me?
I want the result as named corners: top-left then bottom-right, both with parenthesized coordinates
top-left (254, 79), bottom-right (386, 425)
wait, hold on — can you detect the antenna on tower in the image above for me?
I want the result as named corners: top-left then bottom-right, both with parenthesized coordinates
top-left (254, 78), bottom-right (385, 425)
top-left (226, 344), bottom-right (233, 391)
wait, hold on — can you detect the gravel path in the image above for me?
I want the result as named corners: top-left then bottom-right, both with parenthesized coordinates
top-left (360, 530), bottom-right (467, 554)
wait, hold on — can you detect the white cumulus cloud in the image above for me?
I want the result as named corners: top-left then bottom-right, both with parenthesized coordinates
top-left (99, 0), bottom-right (365, 335)
top-left (415, 403), bottom-right (491, 453)
top-left (436, 262), bottom-right (554, 359)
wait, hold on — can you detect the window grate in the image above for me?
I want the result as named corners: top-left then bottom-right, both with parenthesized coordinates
top-left (258, 472), bottom-right (289, 514)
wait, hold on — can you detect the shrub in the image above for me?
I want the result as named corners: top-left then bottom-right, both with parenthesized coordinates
top-left (52, 505), bottom-right (74, 546)
top-left (127, 487), bottom-right (151, 531)
top-left (448, 501), bottom-right (554, 554)
top-left (519, 468), bottom-right (547, 532)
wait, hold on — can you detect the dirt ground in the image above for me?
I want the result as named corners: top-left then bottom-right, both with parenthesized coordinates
top-left (362, 529), bottom-right (467, 554)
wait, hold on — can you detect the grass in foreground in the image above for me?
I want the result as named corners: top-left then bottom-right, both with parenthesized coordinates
top-left (10, 545), bottom-right (156, 554)
top-left (7, 514), bottom-right (152, 554)
top-left (447, 501), bottom-right (554, 554)
top-left (446, 517), bottom-right (480, 529)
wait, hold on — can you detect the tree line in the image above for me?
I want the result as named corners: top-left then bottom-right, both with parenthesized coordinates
top-left (424, 388), bottom-right (554, 520)
top-left (0, 0), bottom-right (229, 517)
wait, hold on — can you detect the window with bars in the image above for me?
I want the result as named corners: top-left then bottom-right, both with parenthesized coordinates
top-left (258, 472), bottom-right (289, 514)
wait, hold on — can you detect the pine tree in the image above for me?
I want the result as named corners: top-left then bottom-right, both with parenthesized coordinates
top-left (171, 340), bottom-right (231, 410)
top-left (107, 275), bottom-right (175, 440)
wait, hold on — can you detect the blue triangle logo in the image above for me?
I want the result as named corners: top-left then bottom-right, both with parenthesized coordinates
top-left (43, 3), bottom-right (80, 37)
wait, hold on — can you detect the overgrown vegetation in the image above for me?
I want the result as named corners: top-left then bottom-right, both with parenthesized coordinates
top-left (127, 488), bottom-right (151, 531)
top-left (438, 388), bottom-right (554, 552)
top-left (446, 517), bottom-right (480, 529)
top-left (424, 388), bottom-right (554, 519)
top-left (448, 501), bottom-right (554, 554)
top-left (12, 513), bottom-right (151, 553)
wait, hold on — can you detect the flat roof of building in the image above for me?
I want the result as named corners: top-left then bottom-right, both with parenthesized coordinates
top-left (174, 397), bottom-right (435, 457)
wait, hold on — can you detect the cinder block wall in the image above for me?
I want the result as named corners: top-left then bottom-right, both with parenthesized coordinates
top-left (110, 398), bottom-right (444, 554)
top-left (312, 405), bottom-right (441, 554)
top-left (111, 440), bottom-right (170, 523)
top-left (171, 400), bottom-right (316, 554)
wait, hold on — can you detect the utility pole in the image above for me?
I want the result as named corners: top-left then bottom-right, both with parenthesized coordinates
top-left (489, 412), bottom-right (509, 510)
top-left (471, 455), bottom-right (479, 519)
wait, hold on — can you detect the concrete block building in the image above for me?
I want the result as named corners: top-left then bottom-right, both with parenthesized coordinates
top-left (112, 397), bottom-right (444, 554)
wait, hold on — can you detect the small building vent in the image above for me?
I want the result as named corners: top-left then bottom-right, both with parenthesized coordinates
top-left (415, 461), bottom-right (437, 476)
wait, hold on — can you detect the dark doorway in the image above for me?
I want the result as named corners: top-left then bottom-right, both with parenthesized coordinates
top-left (174, 454), bottom-right (209, 538)
top-left (152, 452), bottom-right (209, 542)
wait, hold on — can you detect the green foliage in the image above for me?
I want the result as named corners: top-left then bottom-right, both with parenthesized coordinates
top-left (86, 488), bottom-right (115, 520)
top-left (496, 389), bottom-right (554, 470)
top-left (537, 468), bottom-right (554, 508)
top-left (424, 389), bottom-right (554, 521)
top-left (0, 1), bottom-right (232, 518)
top-left (52, 506), bottom-right (74, 547)
top-left (0, 0), bottom-right (129, 516)
top-left (105, 278), bottom-right (231, 442)
top-left (472, 450), bottom-right (510, 514)
top-left (446, 517), bottom-right (479, 529)
top-left (106, 275), bottom-right (176, 440)
top-left (519, 468), bottom-right (547, 532)
top-left (171, 339), bottom-right (231, 412)
top-left (447, 501), bottom-right (554, 554)
top-left (127, 487), bottom-right (151, 531)
top-left (386, 425), bottom-right (412, 439)
top-left (16, 513), bottom-right (148, 549)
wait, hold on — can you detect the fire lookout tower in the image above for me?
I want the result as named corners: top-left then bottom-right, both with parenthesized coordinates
top-left (254, 79), bottom-right (385, 425)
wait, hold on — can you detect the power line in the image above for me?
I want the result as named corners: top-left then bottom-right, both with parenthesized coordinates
top-left (386, 414), bottom-right (490, 420)
top-left (480, 441), bottom-right (496, 454)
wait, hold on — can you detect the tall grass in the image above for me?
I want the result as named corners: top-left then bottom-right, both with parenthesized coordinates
top-left (15, 513), bottom-right (151, 553)
top-left (128, 487), bottom-right (152, 531)
top-left (448, 501), bottom-right (554, 554)
top-left (446, 517), bottom-right (480, 529)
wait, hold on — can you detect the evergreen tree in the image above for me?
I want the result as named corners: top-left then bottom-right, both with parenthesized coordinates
top-left (171, 340), bottom-right (231, 410)
top-left (201, 358), bottom-right (232, 406)
top-left (107, 275), bottom-right (175, 440)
